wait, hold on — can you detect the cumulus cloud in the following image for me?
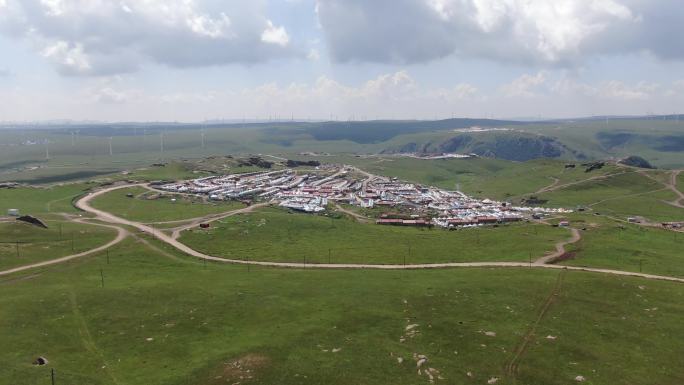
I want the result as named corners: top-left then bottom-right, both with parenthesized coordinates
top-left (261, 20), bottom-right (290, 47)
top-left (500, 72), bottom-right (547, 98)
top-left (316, 0), bottom-right (683, 65)
top-left (3, 70), bottom-right (683, 121)
top-left (0, 0), bottom-right (300, 76)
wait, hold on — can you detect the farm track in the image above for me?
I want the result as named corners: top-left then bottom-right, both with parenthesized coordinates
top-left (0, 218), bottom-right (128, 277)
top-left (535, 171), bottom-right (634, 194)
top-left (535, 177), bottom-right (560, 194)
top-left (506, 270), bottom-right (566, 377)
top-left (69, 290), bottom-right (122, 385)
top-left (534, 227), bottom-right (581, 265)
top-left (334, 203), bottom-right (371, 223)
top-left (3, 182), bottom-right (684, 284)
top-left (638, 169), bottom-right (684, 209)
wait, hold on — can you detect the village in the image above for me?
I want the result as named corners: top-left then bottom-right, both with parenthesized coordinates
top-left (156, 165), bottom-right (571, 229)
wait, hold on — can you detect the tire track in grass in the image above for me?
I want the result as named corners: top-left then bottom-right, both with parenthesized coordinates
top-left (506, 270), bottom-right (566, 378)
top-left (68, 289), bottom-right (122, 385)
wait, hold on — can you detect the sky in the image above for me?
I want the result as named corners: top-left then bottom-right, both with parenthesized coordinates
top-left (1, 0), bottom-right (684, 122)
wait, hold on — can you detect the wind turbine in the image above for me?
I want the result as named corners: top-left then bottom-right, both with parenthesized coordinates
top-left (44, 139), bottom-right (50, 160)
top-left (201, 128), bottom-right (206, 149)
top-left (108, 137), bottom-right (113, 156)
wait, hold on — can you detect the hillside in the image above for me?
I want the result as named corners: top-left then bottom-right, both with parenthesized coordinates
top-left (1, 118), bottom-right (683, 184)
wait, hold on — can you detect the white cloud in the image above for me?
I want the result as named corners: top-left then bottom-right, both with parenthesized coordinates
top-left (500, 72), bottom-right (547, 98)
top-left (41, 40), bottom-right (91, 74)
top-left (2, 70), bottom-right (683, 121)
top-left (316, 0), bottom-right (681, 65)
top-left (594, 81), bottom-right (658, 100)
top-left (307, 48), bottom-right (320, 61)
top-left (0, 0), bottom-right (300, 76)
top-left (41, 0), bottom-right (65, 16)
top-left (93, 87), bottom-right (128, 104)
top-left (261, 20), bottom-right (290, 46)
top-left (186, 12), bottom-right (233, 38)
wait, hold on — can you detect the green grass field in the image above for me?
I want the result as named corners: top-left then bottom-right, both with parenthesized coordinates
top-left (3, 118), bottom-right (684, 185)
top-left (298, 155), bottom-right (626, 202)
top-left (2, 145), bottom-right (684, 385)
top-left (558, 214), bottom-right (684, 277)
top-left (178, 207), bottom-right (569, 264)
top-left (589, 189), bottom-right (684, 222)
top-left (1, 237), bottom-right (683, 385)
top-left (0, 183), bottom-right (92, 215)
top-left (0, 219), bottom-right (117, 270)
top-left (90, 186), bottom-right (246, 223)
top-left (535, 171), bottom-right (684, 221)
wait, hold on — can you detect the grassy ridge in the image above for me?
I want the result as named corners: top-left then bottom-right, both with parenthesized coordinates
top-left (1, 239), bottom-right (683, 385)
top-left (179, 207), bottom-right (568, 264)
top-left (536, 171), bottom-right (684, 221)
top-left (2, 118), bottom-right (684, 184)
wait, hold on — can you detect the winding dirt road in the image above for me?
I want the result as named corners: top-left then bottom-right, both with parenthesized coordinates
top-left (3, 182), bottom-right (684, 284)
top-left (0, 220), bottom-right (127, 277)
top-left (638, 169), bottom-right (684, 209)
top-left (534, 227), bottom-right (581, 265)
top-left (68, 184), bottom-right (684, 284)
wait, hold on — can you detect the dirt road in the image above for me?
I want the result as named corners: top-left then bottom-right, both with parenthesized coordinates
top-left (70, 184), bottom-right (684, 284)
top-left (534, 227), bottom-right (581, 264)
top-left (0, 220), bottom-right (127, 277)
top-left (4, 182), bottom-right (684, 285)
top-left (638, 169), bottom-right (684, 209)
top-left (333, 203), bottom-right (371, 224)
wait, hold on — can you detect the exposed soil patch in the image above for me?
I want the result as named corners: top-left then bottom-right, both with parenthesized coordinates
top-left (554, 251), bottom-right (577, 263)
top-left (201, 353), bottom-right (269, 385)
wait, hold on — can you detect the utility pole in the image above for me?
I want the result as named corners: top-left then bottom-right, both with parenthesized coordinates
top-left (45, 140), bottom-right (50, 160)
top-left (108, 137), bottom-right (113, 156)
top-left (51, 368), bottom-right (55, 385)
top-left (100, 268), bottom-right (105, 288)
top-left (529, 251), bottom-right (532, 267)
top-left (16, 241), bottom-right (19, 257)
top-left (106, 249), bottom-right (110, 264)
top-left (71, 233), bottom-right (74, 252)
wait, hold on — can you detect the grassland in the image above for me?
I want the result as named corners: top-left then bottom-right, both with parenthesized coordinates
top-left (295, 155), bottom-right (628, 201)
top-left (0, 183), bottom-right (92, 215)
top-left (556, 214), bottom-right (684, 278)
top-left (536, 171), bottom-right (684, 221)
top-left (1, 237), bottom-right (684, 385)
top-left (178, 207), bottom-right (569, 264)
top-left (3, 118), bottom-right (684, 185)
top-left (0, 219), bottom-right (117, 270)
top-left (89, 186), bottom-right (246, 223)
